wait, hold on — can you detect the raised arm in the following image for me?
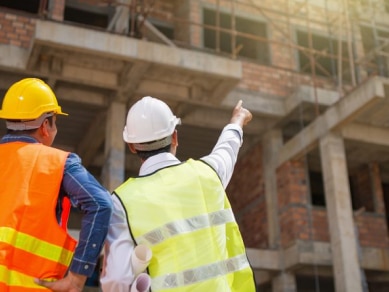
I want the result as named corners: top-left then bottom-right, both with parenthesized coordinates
top-left (201, 100), bottom-right (253, 188)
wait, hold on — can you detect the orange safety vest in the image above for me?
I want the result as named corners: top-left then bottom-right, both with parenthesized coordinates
top-left (0, 142), bottom-right (77, 291)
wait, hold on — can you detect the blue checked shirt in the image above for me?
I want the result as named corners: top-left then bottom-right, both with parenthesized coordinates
top-left (0, 134), bottom-right (113, 276)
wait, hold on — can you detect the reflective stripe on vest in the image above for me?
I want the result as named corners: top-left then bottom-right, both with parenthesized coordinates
top-left (115, 159), bottom-right (256, 292)
top-left (0, 266), bottom-right (48, 290)
top-left (0, 142), bottom-right (77, 291)
top-left (0, 227), bottom-right (73, 266)
top-left (151, 254), bottom-right (250, 290)
top-left (136, 208), bottom-right (235, 245)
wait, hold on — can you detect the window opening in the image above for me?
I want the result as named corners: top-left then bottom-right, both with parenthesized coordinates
top-left (203, 8), bottom-right (270, 64)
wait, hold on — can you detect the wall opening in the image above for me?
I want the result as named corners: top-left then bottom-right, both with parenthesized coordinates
top-left (296, 30), bottom-right (351, 81)
top-left (203, 8), bottom-right (270, 64)
top-left (0, 0), bottom-right (46, 15)
top-left (349, 166), bottom-right (375, 213)
top-left (64, 0), bottom-right (113, 29)
top-left (360, 25), bottom-right (389, 77)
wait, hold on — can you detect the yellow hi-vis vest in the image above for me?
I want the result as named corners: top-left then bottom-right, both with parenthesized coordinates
top-left (0, 142), bottom-right (77, 291)
top-left (115, 159), bottom-right (256, 292)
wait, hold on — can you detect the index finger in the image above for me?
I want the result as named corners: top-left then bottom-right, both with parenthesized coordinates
top-left (235, 100), bottom-right (243, 110)
top-left (34, 278), bottom-right (54, 288)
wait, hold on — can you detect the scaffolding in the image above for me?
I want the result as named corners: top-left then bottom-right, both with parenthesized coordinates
top-left (5, 0), bottom-right (388, 290)
top-left (67, 0), bottom-right (387, 101)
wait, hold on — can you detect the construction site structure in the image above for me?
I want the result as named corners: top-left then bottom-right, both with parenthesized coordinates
top-left (1, 0), bottom-right (389, 291)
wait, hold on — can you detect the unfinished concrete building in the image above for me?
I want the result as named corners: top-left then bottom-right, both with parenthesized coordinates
top-left (1, 0), bottom-right (389, 291)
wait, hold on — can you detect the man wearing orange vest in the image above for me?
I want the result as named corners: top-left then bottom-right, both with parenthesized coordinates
top-left (0, 78), bottom-right (113, 291)
top-left (101, 96), bottom-right (256, 291)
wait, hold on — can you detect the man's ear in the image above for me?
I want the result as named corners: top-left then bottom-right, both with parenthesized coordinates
top-left (172, 130), bottom-right (178, 147)
top-left (39, 119), bottom-right (49, 137)
top-left (128, 143), bottom-right (137, 154)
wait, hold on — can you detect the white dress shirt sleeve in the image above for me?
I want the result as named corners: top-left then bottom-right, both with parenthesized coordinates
top-left (100, 123), bottom-right (242, 290)
top-left (100, 195), bottom-right (136, 292)
top-left (201, 123), bottom-right (243, 189)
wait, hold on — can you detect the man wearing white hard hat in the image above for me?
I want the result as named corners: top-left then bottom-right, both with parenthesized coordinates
top-left (101, 96), bottom-right (256, 292)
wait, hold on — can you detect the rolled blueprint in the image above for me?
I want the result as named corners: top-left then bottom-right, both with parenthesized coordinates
top-left (131, 244), bottom-right (152, 276)
top-left (130, 273), bottom-right (151, 292)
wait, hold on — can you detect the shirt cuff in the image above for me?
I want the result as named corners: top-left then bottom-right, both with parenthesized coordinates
top-left (225, 123), bottom-right (243, 143)
top-left (69, 258), bottom-right (97, 277)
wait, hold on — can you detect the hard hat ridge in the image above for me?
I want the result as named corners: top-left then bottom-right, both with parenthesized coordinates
top-left (123, 96), bottom-right (181, 149)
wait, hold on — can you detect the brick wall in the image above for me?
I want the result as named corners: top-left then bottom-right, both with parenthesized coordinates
top-left (227, 146), bottom-right (331, 248)
top-left (226, 144), bottom-right (268, 248)
top-left (312, 208), bottom-right (330, 242)
top-left (355, 214), bottom-right (389, 248)
top-left (240, 62), bottom-right (295, 97)
top-left (0, 11), bottom-right (35, 48)
top-left (228, 148), bottom-right (389, 250)
top-left (277, 160), bottom-right (313, 247)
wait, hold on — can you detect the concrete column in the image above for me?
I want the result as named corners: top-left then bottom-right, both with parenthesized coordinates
top-left (173, 0), bottom-right (191, 45)
top-left (102, 101), bottom-right (126, 192)
top-left (263, 129), bottom-right (283, 248)
top-left (319, 132), bottom-right (363, 292)
top-left (48, 0), bottom-right (65, 21)
top-left (263, 130), bottom-right (297, 292)
top-left (173, 0), bottom-right (201, 47)
top-left (272, 272), bottom-right (297, 292)
top-left (369, 162), bottom-right (386, 214)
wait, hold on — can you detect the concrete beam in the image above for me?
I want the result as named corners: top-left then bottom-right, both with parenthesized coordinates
top-left (277, 77), bottom-right (386, 167)
top-left (360, 246), bottom-right (389, 271)
top-left (342, 123), bottom-right (389, 147)
top-left (180, 106), bottom-right (269, 135)
top-left (118, 62), bottom-right (151, 101)
top-left (210, 79), bottom-right (238, 105)
top-left (55, 86), bottom-right (108, 106)
top-left (284, 240), bottom-right (333, 269)
top-left (285, 85), bottom-right (339, 114)
top-left (0, 44), bottom-right (29, 70)
top-left (137, 79), bottom-right (190, 100)
top-left (62, 64), bottom-right (118, 88)
top-left (223, 90), bottom-right (285, 117)
top-left (247, 241), bottom-right (389, 273)
top-left (33, 20), bottom-right (242, 80)
top-left (246, 248), bottom-right (280, 271)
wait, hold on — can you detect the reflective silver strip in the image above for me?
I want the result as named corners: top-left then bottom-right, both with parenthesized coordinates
top-left (135, 208), bottom-right (235, 246)
top-left (133, 136), bottom-right (172, 151)
top-left (6, 112), bottom-right (54, 130)
top-left (151, 254), bottom-right (250, 290)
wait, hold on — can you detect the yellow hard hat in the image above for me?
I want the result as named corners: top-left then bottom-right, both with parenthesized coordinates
top-left (0, 78), bottom-right (68, 120)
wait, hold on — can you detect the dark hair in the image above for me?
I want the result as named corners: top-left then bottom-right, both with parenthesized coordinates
top-left (6, 115), bottom-right (54, 135)
top-left (135, 144), bottom-right (171, 160)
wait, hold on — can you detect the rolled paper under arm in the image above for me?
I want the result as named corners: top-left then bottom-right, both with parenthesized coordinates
top-left (130, 273), bottom-right (151, 292)
top-left (131, 244), bottom-right (152, 276)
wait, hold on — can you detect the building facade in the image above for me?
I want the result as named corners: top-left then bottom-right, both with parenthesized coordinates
top-left (1, 0), bottom-right (389, 291)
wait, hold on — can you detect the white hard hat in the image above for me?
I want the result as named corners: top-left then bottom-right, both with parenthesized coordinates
top-left (123, 96), bottom-right (181, 149)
